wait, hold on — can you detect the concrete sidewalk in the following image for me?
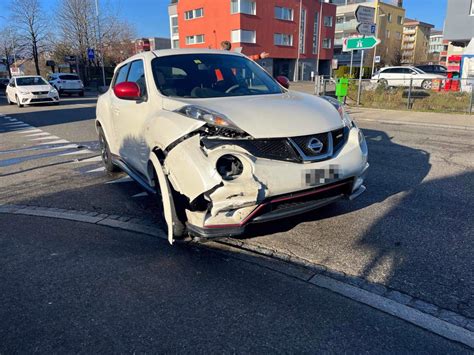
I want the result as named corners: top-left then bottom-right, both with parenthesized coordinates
top-left (348, 107), bottom-right (474, 130)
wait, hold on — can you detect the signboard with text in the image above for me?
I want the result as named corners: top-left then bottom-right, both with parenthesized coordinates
top-left (355, 5), bottom-right (375, 24)
top-left (346, 36), bottom-right (380, 50)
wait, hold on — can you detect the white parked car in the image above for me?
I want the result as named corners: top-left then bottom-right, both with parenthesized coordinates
top-left (96, 49), bottom-right (369, 244)
top-left (47, 73), bottom-right (84, 96)
top-left (371, 66), bottom-right (445, 90)
top-left (6, 75), bottom-right (60, 107)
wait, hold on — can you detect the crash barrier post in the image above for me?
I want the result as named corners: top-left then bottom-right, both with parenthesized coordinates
top-left (336, 78), bottom-right (349, 104)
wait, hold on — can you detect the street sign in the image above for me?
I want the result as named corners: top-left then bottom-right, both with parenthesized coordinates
top-left (357, 23), bottom-right (376, 36)
top-left (346, 36), bottom-right (380, 50)
top-left (355, 5), bottom-right (375, 24)
top-left (87, 48), bottom-right (95, 60)
top-left (375, 55), bottom-right (381, 63)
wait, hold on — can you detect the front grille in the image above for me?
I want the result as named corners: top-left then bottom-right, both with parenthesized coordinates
top-left (30, 98), bottom-right (53, 103)
top-left (291, 132), bottom-right (330, 157)
top-left (32, 91), bottom-right (48, 95)
top-left (201, 127), bottom-right (349, 163)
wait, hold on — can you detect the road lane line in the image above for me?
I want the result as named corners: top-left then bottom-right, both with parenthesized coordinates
top-left (39, 139), bottom-right (70, 145)
top-left (30, 136), bottom-right (61, 141)
top-left (24, 132), bottom-right (50, 137)
top-left (85, 167), bottom-right (106, 173)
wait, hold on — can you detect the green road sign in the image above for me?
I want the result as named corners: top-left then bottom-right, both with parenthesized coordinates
top-left (346, 36), bottom-right (380, 50)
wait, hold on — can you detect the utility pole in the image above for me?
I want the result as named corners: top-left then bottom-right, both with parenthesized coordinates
top-left (371, 0), bottom-right (380, 76)
top-left (95, 0), bottom-right (107, 87)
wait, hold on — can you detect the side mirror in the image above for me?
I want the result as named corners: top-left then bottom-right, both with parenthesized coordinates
top-left (276, 75), bottom-right (290, 89)
top-left (113, 82), bottom-right (141, 100)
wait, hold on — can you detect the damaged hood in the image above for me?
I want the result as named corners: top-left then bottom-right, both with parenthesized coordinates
top-left (163, 91), bottom-right (344, 138)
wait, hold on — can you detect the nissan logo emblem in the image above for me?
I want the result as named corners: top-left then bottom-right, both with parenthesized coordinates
top-left (307, 137), bottom-right (323, 154)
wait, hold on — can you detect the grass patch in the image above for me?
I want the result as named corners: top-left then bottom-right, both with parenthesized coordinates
top-left (347, 84), bottom-right (472, 113)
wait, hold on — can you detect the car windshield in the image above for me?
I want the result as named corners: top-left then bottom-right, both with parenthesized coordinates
top-left (16, 77), bottom-right (49, 86)
top-left (151, 54), bottom-right (284, 98)
top-left (59, 75), bottom-right (79, 80)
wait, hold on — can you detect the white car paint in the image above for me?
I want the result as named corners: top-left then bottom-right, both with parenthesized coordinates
top-left (371, 66), bottom-right (445, 89)
top-left (47, 73), bottom-right (84, 96)
top-left (6, 76), bottom-right (59, 107)
top-left (96, 49), bottom-right (369, 244)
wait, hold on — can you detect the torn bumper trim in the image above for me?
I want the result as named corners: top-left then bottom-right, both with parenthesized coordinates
top-left (188, 179), bottom-right (353, 238)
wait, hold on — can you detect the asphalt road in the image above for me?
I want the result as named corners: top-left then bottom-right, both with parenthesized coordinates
top-left (0, 214), bottom-right (468, 352)
top-left (0, 92), bottom-right (473, 350)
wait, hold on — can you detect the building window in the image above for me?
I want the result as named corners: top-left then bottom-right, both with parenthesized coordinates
top-left (324, 16), bottom-right (333, 27)
top-left (172, 39), bottom-right (179, 48)
top-left (396, 31), bottom-right (401, 40)
top-left (274, 33), bottom-right (293, 46)
top-left (397, 15), bottom-right (403, 24)
top-left (185, 34), bottom-right (205, 45)
top-left (387, 13), bottom-right (392, 22)
top-left (184, 8), bottom-right (204, 20)
top-left (312, 12), bottom-right (319, 54)
top-left (170, 15), bottom-right (179, 37)
top-left (299, 8), bottom-right (306, 54)
top-left (322, 38), bottom-right (331, 49)
top-left (231, 0), bottom-right (256, 15)
top-left (231, 29), bottom-right (256, 43)
top-left (274, 6), bottom-right (293, 21)
top-left (386, 30), bottom-right (390, 38)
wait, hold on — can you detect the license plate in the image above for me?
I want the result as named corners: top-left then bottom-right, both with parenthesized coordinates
top-left (302, 165), bottom-right (342, 186)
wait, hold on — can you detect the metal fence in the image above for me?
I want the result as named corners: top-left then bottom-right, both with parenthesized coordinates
top-left (316, 77), bottom-right (474, 115)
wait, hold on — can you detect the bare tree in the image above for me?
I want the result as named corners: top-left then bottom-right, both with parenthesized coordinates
top-left (56, 0), bottom-right (135, 73)
top-left (0, 26), bottom-right (19, 78)
top-left (10, 0), bottom-right (48, 75)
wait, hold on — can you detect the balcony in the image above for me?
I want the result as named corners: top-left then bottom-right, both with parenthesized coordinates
top-left (403, 29), bottom-right (416, 35)
top-left (402, 45), bottom-right (414, 50)
top-left (403, 36), bottom-right (415, 42)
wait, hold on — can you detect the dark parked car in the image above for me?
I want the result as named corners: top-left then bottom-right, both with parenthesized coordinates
top-left (415, 65), bottom-right (447, 76)
top-left (0, 78), bottom-right (10, 91)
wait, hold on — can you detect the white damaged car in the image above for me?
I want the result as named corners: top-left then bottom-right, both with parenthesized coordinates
top-left (96, 49), bottom-right (369, 244)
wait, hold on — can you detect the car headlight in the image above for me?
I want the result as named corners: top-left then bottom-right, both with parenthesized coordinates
top-left (50, 88), bottom-right (58, 94)
top-left (320, 96), bottom-right (354, 128)
top-left (176, 105), bottom-right (243, 132)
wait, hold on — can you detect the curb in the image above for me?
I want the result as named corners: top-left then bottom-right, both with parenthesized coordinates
top-left (0, 204), bottom-right (472, 348)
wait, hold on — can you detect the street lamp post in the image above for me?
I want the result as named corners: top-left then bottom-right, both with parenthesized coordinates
top-left (315, 0), bottom-right (324, 94)
top-left (95, 0), bottom-right (107, 87)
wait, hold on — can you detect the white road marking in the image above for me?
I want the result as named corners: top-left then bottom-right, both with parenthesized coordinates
top-left (2, 122), bottom-right (29, 126)
top-left (50, 144), bottom-right (80, 150)
top-left (30, 135), bottom-right (60, 141)
top-left (106, 176), bottom-right (133, 184)
top-left (39, 139), bottom-right (70, 145)
top-left (14, 129), bottom-right (42, 134)
top-left (58, 149), bottom-right (94, 156)
top-left (85, 167), bottom-right (106, 173)
top-left (132, 192), bottom-right (148, 198)
top-left (24, 132), bottom-right (50, 137)
top-left (79, 156), bottom-right (102, 163)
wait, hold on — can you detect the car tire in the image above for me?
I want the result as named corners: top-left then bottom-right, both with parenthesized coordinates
top-left (421, 80), bottom-right (432, 90)
top-left (378, 79), bottom-right (388, 87)
top-left (98, 126), bottom-right (119, 173)
top-left (16, 95), bottom-right (23, 108)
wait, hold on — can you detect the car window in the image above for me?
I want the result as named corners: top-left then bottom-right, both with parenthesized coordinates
top-left (114, 63), bottom-right (130, 87)
top-left (438, 66), bottom-right (446, 73)
top-left (59, 74), bottom-right (80, 80)
top-left (16, 77), bottom-right (49, 86)
top-left (151, 54), bottom-right (283, 98)
top-left (127, 60), bottom-right (147, 98)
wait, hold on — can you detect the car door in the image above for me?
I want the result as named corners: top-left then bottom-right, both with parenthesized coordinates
top-left (406, 68), bottom-right (422, 87)
top-left (6, 78), bottom-right (17, 102)
top-left (385, 68), bottom-right (402, 86)
top-left (110, 59), bottom-right (151, 176)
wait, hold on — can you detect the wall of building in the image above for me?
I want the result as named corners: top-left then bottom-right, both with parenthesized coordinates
top-left (174, 0), bottom-right (335, 60)
top-left (444, 0), bottom-right (474, 44)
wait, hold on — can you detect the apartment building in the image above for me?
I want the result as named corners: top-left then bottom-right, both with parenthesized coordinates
top-left (332, 0), bottom-right (405, 68)
top-left (401, 18), bottom-right (433, 65)
top-left (167, 0), bottom-right (336, 80)
top-left (427, 30), bottom-right (445, 65)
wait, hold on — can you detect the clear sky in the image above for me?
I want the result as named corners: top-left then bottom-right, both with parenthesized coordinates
top-left (0, 0), bottom-right (448, 37)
